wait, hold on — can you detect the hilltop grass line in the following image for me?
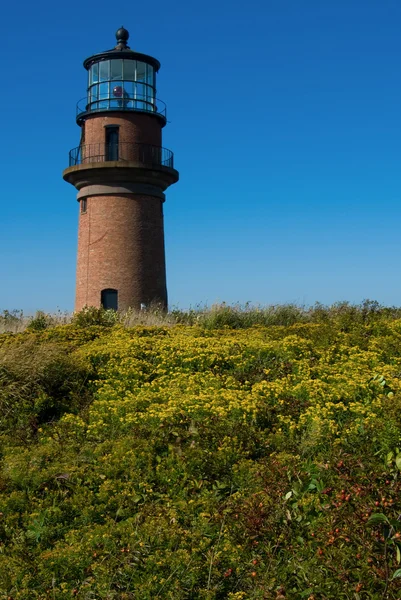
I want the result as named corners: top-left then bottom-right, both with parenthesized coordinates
top-left (2, 299), bottom-right (401, 333)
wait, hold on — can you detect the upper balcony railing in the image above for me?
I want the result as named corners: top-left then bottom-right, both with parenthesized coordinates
top-left (76, 94), bottom-right (167, 123)
top-left (68, 142), bottom-right (174, 169)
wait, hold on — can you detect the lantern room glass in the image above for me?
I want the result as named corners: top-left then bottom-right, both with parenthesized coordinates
top-left (87, 59), bottom-right (156, 113)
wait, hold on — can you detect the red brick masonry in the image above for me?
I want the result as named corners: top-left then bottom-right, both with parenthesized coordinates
top-left (75, 194), bottom-right (167, 311)
top-left (84, 112), bottom-right (162, 148)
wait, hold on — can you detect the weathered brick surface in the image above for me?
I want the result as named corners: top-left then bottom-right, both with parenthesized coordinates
top-left (75, 194), bottom-right (167, 311)
top-left (84, 113), bottom-right (162, 147)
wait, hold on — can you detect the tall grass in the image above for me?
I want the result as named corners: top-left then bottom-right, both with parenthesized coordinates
top-left (0, 310), bottom-right (71, 334)
top-left (2, 300), bottom-right (401, 333)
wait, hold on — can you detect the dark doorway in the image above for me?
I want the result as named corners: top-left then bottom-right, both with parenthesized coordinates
top-left (105, 126), bottom-right (119, 161)
top-left (101, 288), bottom-right (118, 310)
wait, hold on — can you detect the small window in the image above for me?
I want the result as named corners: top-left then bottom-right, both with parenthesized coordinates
top-left (81, 198), bottom-right (87, 213)
top-left (101, 289), bottom-right (118, 310)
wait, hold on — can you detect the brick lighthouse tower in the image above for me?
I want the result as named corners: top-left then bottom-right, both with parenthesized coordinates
top-left (63, 27), bottom-right (178, 311)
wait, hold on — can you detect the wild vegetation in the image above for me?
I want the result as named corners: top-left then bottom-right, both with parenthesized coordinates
top-left (1, 302), bottom-right (401, 598)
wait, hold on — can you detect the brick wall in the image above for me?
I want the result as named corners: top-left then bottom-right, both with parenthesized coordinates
top-left (75, 194), bottom-right (167, 311)
top-left (84, 112), bottom-right (162, 147)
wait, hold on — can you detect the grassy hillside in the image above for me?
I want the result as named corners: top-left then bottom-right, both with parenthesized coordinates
top-left (1, 303), bottom-right (401, 599)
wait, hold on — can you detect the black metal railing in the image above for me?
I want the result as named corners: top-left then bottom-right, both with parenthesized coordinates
top-left (68, 142), bottom-right (174, 169)
top-left (76, 94), bottom-right (167, 121)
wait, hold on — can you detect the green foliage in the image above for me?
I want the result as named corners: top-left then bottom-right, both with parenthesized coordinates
top-left (26, 311), bottom-right (55, 332)
top-left (178, 302), bottom-right (310, 329)
top-left (1, 306), bottom-right (401, 597)
top-left (0, 336), bottom-right (94, 442)
top-left (72, 306), bottom-right (119, 327)
top-left (169, 300), bottom-right (401, 331)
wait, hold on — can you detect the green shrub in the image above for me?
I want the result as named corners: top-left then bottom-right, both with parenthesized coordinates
top-left (0, 338), bottom-right (93, 441)
top-left (72, 306), bottom-right (119, 328)
top-left (26, 311), bottom-right (54, 332)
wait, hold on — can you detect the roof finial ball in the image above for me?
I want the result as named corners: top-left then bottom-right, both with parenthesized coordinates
top-left (115, 26), bottom-right (130, 49)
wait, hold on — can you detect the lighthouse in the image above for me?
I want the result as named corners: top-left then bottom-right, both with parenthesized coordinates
top-left (63, 27), bottom-right (179, 311)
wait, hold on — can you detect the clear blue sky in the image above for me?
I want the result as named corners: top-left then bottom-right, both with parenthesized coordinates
top-left (1, 0), bottom-right (401, 312)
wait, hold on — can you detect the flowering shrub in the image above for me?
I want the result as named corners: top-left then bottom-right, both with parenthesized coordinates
top-left (1, 313), bottom-right (401, 597)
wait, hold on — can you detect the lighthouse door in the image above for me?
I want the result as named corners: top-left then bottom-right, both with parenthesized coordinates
top-left (105, 126), bottom-right (119, 161)
top-left (101, 288), bottom-right (118, 310)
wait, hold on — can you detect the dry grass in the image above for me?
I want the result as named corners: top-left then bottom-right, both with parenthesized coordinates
top-left (2, 300), bottom-right (401, 333)
top-left (0, 307), bottom-right (175, 333)
top-left (118, 308), bottom-right (178, 327)
top-left (0, 310), bottom-right (71, 334)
